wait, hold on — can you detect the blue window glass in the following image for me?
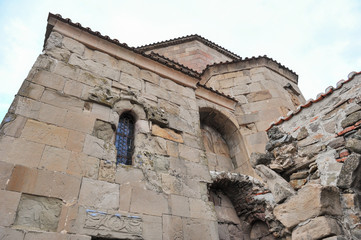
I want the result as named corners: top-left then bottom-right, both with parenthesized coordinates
top-left (115, 113), bottom-right (134, 165)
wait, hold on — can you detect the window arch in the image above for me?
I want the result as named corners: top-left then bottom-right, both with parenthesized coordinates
top-left (115, 112), bottom-right (135, 165)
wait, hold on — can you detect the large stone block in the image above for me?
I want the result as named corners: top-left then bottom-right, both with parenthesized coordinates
top-left (0, 114), bottom-right (27, 138)
top-left (62, 36), bottom-right (86, 55)
top-left (189, 198), bottom-right (217, 221)
top-left (0, 226), bottom-right (25, 240)
top-left (145, 82), bottom-right (169, 100)
top-left (255, 165), bottom-right (295, 203)
top-left (14, 97), bottom-right (41, 119)
top-left (39, 146), bottom-right (71, 172)
top-left (291, 216), bottom-right (342, 240)
top-left (170, 194), bottom-right (190, 217)
top-left (246, 90), bottom-right (272, 102)
top-left (182, 218), bottom-right (219, 240)
top-left (78, 178), bottom-right (119, 210)
top-left (185, 161), bottom-right (212, 183)
top-left (40, 89), bottom-right (84, 112)
top-left (66, 152), bottom-right (99, 179)
top-left (337, 153), bottom-right (361, 189)
top-left (162, 215), bottom-right (183, 240)
top-left (0, 190), bottom-right (21, 226)
top-left (119, 73), bottom-right (142, 90)
top-left (142, 215), bottom-right (162, 240)
top-left (38, 102), bottom-right (67, 126)
top-left (0, 161), bottom-right (14, 189)
top-left (21, 119), bottom-right (69, 148)
top-left (24, 232), bottom-right (91, 240)
top-left (179, 144), bottom-right (201, 162)
top-left (14, 194), bottom-right (62, 232)
top-left (66, 130), bottom-right (86, 152)
top-left (6, 165), bottom-right (81, 202)
top-left (64, 79), bottom-right (85, 98)
top-left (130, 187), bottom-right (168, 216)
top-left (152, 124), bottom-right (183, 143)
top-left (140, 69), bottom-right (160, 84)
top-left (115, 167), bottom-right (144, 186)
top-left (31, 70), bottom-right (66, 91)
top-left (6, 138), bottom-right (45, 168)
top-left (63, 111), bottom-right (96, 134)
top-left (274, 184), bottom-right (342, 229)
top-left (18, 81), bottom-right (44, 100)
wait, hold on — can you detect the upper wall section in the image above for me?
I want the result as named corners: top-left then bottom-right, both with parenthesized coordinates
top-left (139, 39), bottom-right (235, 73)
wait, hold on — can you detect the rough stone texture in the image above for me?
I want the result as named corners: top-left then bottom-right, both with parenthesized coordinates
top-left (296, 126), bottom-right (309, 140)
top-left (162, 215), bottom-right (183, 240)
top-left (255, 164), bottom-right (295, 203)
top-left (250, 152), bottom-right (273, 167)
top-left (152, 124), bottom-right (183, 143)
top-left (78, 178), bottom-right (119, 210)
top-left (0, 161), bottom-right (14, 189)
top-left (292, 216), bottom-right (342, 240)
top-left (0, 226), bottom-right (25, 240)
top-left (341, 111), bottom-right (361, 128)
top-left (3, 15), bottom-right (361, 239)
top-left (0, 190), bottom-right (21, 226)
top-left (7, 165), bottom-right (81, 202)
top-left (130, 187), bottom-right (169, 216)
top-left (337, 153), bottom-right (361, 189)
top-left (274, 184), bottom-right (342, 229)
top-left (345, 138), bottom-right (361, 154)
top-left (14, 194), bottom-right (62, 232)
top-left (92, 119), bottom-right (114, 142)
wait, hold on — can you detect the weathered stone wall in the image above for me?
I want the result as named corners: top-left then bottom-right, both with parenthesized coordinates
top-left (0, 30), bottom-right (222, 239)
top-left (203, 63), bottom-right (305, 156)
top-left (251, 72), bottom-right (361, 239)
top-left (145, 40), bottom-right (233, 73)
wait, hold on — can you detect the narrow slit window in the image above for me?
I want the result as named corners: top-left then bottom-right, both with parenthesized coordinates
top-left (115, 113), bottom-right (135, 165)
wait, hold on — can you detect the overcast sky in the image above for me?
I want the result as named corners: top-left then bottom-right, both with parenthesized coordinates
top-left (0, 0), bottom-right (360, 121)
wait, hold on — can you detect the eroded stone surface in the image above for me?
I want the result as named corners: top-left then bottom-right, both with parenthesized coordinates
top-left (292, 216), bottom-right (342, 240)
top-left (14, 194), bottom-right (62, 232)
top-left (255, 164), bottom-right (295, 203)
top-left (274, 184), bottom-right (342, 229)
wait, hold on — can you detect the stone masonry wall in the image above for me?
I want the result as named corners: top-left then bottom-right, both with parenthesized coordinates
top-left (251, 72), bottom-right (361, 239)
top-left (205, 64), bottom-right (305, 156)
top-left (0, 30), bottom-right (224, 239)
top-left (146, 40), bottom-right (233, 73)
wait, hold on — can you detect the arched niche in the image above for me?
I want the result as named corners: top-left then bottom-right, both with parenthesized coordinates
top-left (209, 173), bottom-right (277, 240)
top-left (199, 107), bottom-right (254, 175)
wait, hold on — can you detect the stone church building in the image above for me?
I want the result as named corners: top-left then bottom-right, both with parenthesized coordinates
top-left (0, 13), bottom-right (360, 239)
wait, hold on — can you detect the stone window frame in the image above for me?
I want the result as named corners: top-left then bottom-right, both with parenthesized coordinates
top-left (115, 112), bottom-right (135, 165)
top-left (112, 99), bottom-right (148, 167)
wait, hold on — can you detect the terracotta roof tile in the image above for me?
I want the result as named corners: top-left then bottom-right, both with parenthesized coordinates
top-left (197, 83), bottom-right (238, 102)
top-left (200, 55), bottom-right (297, 77)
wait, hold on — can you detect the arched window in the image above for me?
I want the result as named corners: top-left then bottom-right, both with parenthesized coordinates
top-left (115, 112), bottom-right (135, 165)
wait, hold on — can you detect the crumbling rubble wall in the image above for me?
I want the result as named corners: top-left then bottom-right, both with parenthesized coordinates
top-left (251, 72), bottom-right (361, 239)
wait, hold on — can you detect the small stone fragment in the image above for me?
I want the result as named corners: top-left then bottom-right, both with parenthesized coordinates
top-left (337, 153), bottom-right (361, 189)
top-left (250, 152), bottom-right (273, 167)
top-left (345, 138), bottom-right (361, 154)
top-left (341, 111), bottom-right (361, 128)
top-left (296, 127), bottom-right (309, 141)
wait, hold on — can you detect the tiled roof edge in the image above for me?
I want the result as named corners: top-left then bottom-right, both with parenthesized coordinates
top-left (201, 55), bottom-right (298, 77)
top-left (266, 71), bottom-right (361, 131)
top-left (197, 83), bottom-right (238, 102)
top-left (46, 13), bottom-right (201, 79)
top-left (136, 34), bottom-right (241, 61)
